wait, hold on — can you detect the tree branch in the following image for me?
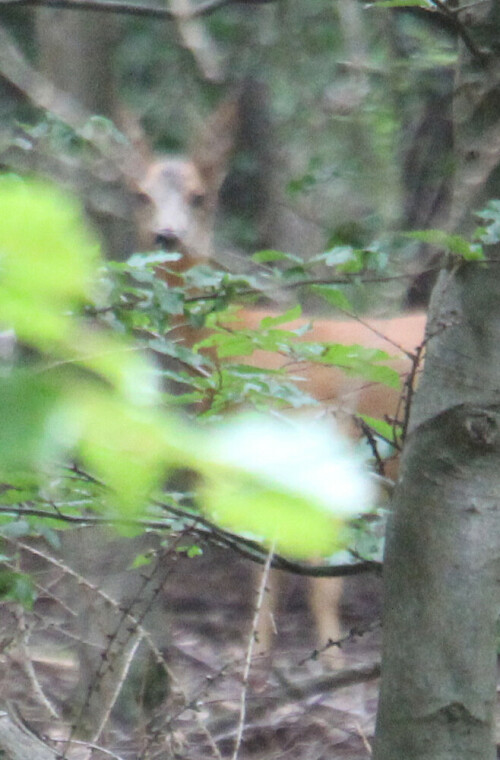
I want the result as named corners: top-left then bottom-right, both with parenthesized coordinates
top-left (0, 502), bottom-right (380, 578)
top-left (429, 0), bottom-right (489, 65)
top-left (0, 0), bottom-right (273, 19)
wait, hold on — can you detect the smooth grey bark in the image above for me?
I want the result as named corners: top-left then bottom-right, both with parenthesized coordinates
top-left (374, 3), bottom-right (500, 758)
top-left (375, 267), bottom-right (500, 759)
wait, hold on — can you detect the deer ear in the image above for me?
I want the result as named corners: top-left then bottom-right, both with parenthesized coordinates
top-left (113, 105), bottom-right (156, 185)
top-left (190, 99), bottom-right (239, 192)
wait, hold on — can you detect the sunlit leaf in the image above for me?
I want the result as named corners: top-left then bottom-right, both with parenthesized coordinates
top-left (0, 177), bottom-right (99, 353)
top-left (199, 415), bottom-right (374, 558)
top-left (74, 390), bottom-right (196, 516)
top-left (0, 372), bottom-right (61, 469)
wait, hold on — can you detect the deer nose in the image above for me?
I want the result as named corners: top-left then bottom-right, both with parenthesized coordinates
top-left (155, 229), bottom-right (181, 251)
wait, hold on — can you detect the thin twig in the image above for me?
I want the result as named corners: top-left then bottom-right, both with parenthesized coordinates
top-left (14, 608), bottom-right (60, 719)
top-left (91, 633), bottom-right (143, 744)
top-left (232, 545), bottom-right (274, 760)
top-left (13, 540), bottom-right (178, 684)
top-left (0, 503), bottom-right (380, 577)
top-left (51, 736), bottom-right (127, 760)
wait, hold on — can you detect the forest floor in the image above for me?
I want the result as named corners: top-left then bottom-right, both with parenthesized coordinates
top-left (0, 539), bottom-right (383, 760)
top-left (160, 550), bottom-right (382, 760)
top-left (5, 537), bottom-right (500, 759)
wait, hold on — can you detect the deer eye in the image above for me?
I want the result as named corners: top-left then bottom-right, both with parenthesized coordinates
top-left (189, 192), bottom-right (205, 209)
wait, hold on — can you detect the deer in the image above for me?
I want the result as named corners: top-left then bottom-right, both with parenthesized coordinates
top-left (136, 100), bottom-right (428, 663)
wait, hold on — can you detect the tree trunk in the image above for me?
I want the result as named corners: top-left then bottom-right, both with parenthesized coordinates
top-left (35, 11), bottom-right (118, 116)
top-left (374, 4), bottom-right (500, 759)
top-left (34, 12), bottom-right (138, 259)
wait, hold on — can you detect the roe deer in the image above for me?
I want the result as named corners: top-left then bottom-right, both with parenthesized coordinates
top-left (136, 100), bottom-right (238, 284)
top-left (139, 102), bottom-right (428, 662)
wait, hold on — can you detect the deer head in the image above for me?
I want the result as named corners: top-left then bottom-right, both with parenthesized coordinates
top-left (135, 100), bottom-right (238, 281)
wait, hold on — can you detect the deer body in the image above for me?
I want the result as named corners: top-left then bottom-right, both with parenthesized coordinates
top-left (139, 103), bottom-right (427, 661)
top-left (236, 308), bottom-right (426, 426)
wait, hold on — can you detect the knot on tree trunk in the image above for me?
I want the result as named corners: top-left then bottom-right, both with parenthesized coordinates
top-left (464, 411), bottom-right (499, 450)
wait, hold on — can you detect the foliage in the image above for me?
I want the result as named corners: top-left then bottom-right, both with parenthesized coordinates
top-left (0, 176), bottom-right (380, 587)
top-left (2, 172), bottom-right (495, 597)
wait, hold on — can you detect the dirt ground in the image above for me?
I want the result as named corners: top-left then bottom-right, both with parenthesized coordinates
top-left (0, 537), bottom-right (383, 760)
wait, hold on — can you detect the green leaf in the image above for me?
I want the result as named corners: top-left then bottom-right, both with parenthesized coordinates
top-left (0, 520), bottom-right (31, 538)
top-left (359, 414), bottom-right (398, 443)
top-left (474, 200), bottom-right (500, 244)
top-left (310, 245), bottom-right (358, 270)
top-left (258, 304), bottom-right (302, 327)
top-left (195, 330), bottom-right (256, 358)
top-left (75, 390), bottom-right (197, 517)
top-left (295, 342), bottom-right (401, 388)
top-left (130, 552), bottom-right (154, 569)
top-left (252, 249), bottom-right (303, 264)
top-left (0, 570), bottom-right (36, 608)
top-left (177, 544), bottom-right (203, 557)
top-left (372, 0), bottom-right (432, 7)
top-left (36, 522), bottom-right (61, 549)
top-left (154, 285), bottom-right (185, 315)
top-left (127, 251), bottom-right (182, 268)
top-left (405, 229), bottom-right (485, 261)
top-left (309, 285), bottom-right (352, 312)
top-left (0, 177), bottom-right (99, 349)
top-left (0, 372), bottom-right (60, 469)
top-left (149, 336), bottom-right (208, 370)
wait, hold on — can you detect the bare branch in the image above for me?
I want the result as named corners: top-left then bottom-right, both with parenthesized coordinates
top-left (0, 708), bottom-right (59, 760)
top-left (0, 0), bottom-right (273, 18)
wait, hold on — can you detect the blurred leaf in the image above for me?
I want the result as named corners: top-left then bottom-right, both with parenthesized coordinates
top-left (359, 414), bottom-right (398, 443)
top-left (295, 342), bottom-right (401, 388)
top-left (75, 390), bottom-right (196, 516)
top-left (177, 544), bottom-right (203, 557)
top-left (199, 415), bottom-right (374, 558)
top-left (310, 245), bottom-right (358, 270)
top-left (258, 304), bottom-right (302, 327)
top-left (373, 0), bottom-right (432, 6)
top-left (0, 176), bottom-right (99, 350)
top-left (405, 229), bottom-right (484, 261)
top-left (0, 570), bottom-right (36, 608)
top-left (474, 200), bottom-right (500, 244)
top-left (310, 285), bottom-right (352, 312)
top-left (0, 372), bottom-right (60, 469)
top-left (0, 520), bottom-right (31, 538)
top-left (127, 251), bottom-right (182, 268)
top-left (130, 552), bottom-right (154, 569)
top-left (252, 250), bottom-right (303, 264)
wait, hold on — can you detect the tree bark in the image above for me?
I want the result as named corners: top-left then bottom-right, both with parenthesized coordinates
top-left (34, 11), bottom-right (139, 259)
top-left (374, 4), bottom-right (500, 758)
